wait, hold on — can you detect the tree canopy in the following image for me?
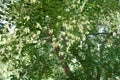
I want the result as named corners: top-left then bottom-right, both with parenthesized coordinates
top-left (0, 0), bottom-right (120, 80)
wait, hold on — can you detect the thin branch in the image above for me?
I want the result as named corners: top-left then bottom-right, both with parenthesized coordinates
top-left (91, 32), bottom-right (113, 36)
top-left (55, 46), bottom-right (74, 80)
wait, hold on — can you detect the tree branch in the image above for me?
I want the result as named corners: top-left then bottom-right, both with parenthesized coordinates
top-left (55, 46), bottom-right (74, 80)
top-left (91, 32), bottom-right (113, 36)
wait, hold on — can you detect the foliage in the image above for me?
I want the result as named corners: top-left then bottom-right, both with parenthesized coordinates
top-left (0, 0), bottom-right (120, 80)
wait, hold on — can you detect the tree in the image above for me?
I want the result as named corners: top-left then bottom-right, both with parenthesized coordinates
top-left (0, 0), bottom-right (120, 80)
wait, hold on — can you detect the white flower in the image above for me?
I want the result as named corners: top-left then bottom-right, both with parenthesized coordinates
top-left (49, 29), bottom-right (53, 34)
top-left (71, 59), bottom-right (77, 63)
top-left (61, 31), bottom-right (66, 36)
top-left (79, 41), bottom-right (83, 48)
top-left (78, 25), bottom-right (83, 33)
top-left (66, 44), bottom-right (70, 53)
top-left (49, 54), bottom-right (53, 57)
top-left (30, 0), bottom-right (36, 3)
top-left (37, 31), bottom-right (41, 35)
top-left (65, 8), bottom-right (70, 12)
top-left (41, 40), bottom-right (46, 44)
top-left (85, 31), bottom-right (89, 34)
top-left (82, 36), bottom-right (86, 41)
top-left (72, 20), bottom-right (76, 24)
top-left (24, 28), bottom-right (30, 33)
top-left (52, 42), bottom-right (58, 48)
top-left (72, 4), bottom-right (76, 8)
top-left (59, 52), bottom-right (64, 56)
top-left (36, 23), bottom-right (42, 29)
top-left (7, 46), bottom-right (12, 50)
top-left (57, 16), bottom-right (61, 19)
top-left (32, 34), bottom-right (36, 38)
top-left (14, 55), bottom-right (19, 59)
top-left (24, 16), bottom-right (30, 21)
top-left (46, 15), bottom-right (49, 18)
top-left (52, 38), bottom-right (57, 42)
